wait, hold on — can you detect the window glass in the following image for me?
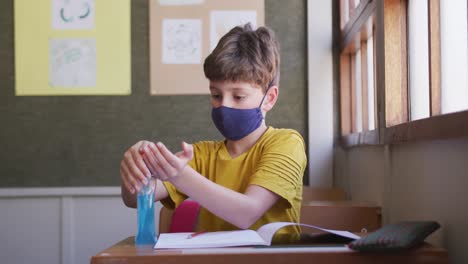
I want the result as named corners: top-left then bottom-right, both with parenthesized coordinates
top-left (366, 35), bottom-right (375, 129)
top-left (408, 0), bottom-right (430, 120)
top-left (440, 0), bottom-right (468, 114)
top-left (355, 49), bottom-right (363, 132)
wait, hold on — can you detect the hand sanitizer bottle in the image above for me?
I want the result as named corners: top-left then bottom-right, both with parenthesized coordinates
top-left (135, 177), bottom-right (157, 245)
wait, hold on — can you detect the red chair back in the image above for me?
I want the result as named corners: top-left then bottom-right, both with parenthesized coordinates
top-left (169, 200), bottom-right (200, 233)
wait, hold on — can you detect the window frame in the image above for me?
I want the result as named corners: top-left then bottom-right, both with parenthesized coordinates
top-left (337, 0), bottom-right (468, 147)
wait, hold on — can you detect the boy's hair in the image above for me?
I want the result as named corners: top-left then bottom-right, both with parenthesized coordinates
top-left (203, 23), bottom-right (280, 91)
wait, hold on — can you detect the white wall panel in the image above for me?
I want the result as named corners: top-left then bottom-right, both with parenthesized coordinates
top-left (0, 187), bottom-right (160, 264)
top-left (0, 198), bottom-right (61, 264)
top-left (307, 0), bottom-right (333, 187)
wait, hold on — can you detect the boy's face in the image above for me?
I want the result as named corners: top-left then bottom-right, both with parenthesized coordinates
top-left (209, 80), bottom-right (265, 110)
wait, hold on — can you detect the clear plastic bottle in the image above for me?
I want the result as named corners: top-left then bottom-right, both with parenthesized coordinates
top-left (135, 177), bottom-right (157, 245)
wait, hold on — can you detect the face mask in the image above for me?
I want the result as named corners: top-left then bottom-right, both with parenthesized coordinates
top-left (211, 88), bottom-right (270, 141)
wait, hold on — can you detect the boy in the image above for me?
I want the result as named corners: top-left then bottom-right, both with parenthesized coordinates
top-left (120, 24), bottom-right (307, 242)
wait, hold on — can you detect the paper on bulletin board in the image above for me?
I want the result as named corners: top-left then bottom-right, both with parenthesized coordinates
top-left (149, 0), bottom-right (264, 95)
top-left (51, 0), bottom-right (95, 30)
top-left (162, 19), bottom-right (202, 64)
top-left (158, 0), bottom-right (205, 6)
top-left (209, 10), bottom-right (257, 52)
top-left (14, 0), bottom-right (131, 96)
top-left (49, 38), bottom-right (96, 87)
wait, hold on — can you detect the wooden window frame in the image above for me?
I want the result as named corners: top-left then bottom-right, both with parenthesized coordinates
top-left (337, 0), bottom-right (468, 147)
top-left (339, 0), bottom-right (380, 146)
top-left (428, 0), bottom-right (441, 116)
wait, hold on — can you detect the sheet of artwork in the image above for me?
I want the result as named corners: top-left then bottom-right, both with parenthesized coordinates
top-left (158, 0), bottom-right (204, 6)
top-left (14, 0), bottom-right (131, 95)
top-left (210, 10), bottom-right (257, 51)
top-left (49, 38), bottom-right (96, 87)
top-left (52, 0), bottom-right (95, 30)
top-left (162, 19), bottom-right (202, 64)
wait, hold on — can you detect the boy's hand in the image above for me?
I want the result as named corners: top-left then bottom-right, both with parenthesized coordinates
top-left (120, 140), bottom-right (152, 194)
top-left (141, 141), bottom-right (193, 182)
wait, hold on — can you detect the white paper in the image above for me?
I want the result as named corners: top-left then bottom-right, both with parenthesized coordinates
top-left (162, 19), bottom-right (202, 64)
top-left (158, 0), bottom-right (205, 6)
top-left (210, 10), bottom-right (257, 51)
top-left (155, 222), bottom-right (360, 249)
top-left (155, 230), bottom-right (267, 249)
top-left (49, 38), bottom-right (96, 87)
top-left (257, 222), bottom-right (361, 244)
top-left (181, 246), bottom-right (352, 254)
top-left (52, 0), bottom-right (95, 30)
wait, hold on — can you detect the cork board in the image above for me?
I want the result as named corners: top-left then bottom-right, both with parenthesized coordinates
top-left (149, 0), bottom-right (265, 95)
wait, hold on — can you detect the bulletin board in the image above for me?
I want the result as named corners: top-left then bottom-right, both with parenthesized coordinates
top-left (14, 0), bottom-right (131, 96)
top-left (149, 0), bottom-right (265, 95)
top-left (0, 0), bottom-right (308, 187)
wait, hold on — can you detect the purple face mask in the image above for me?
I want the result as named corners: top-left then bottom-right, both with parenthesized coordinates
top-left (211, 88), bottom-right (270, 141)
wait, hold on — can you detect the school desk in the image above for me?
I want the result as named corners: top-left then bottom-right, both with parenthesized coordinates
top-left (90, 236), bottom-right (449, 264)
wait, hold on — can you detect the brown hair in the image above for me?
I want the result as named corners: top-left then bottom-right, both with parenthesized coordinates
top-left (203, 23), bottom-right (280, 91)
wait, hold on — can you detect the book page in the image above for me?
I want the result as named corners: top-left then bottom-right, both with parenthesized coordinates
top-left (155, 222), bottom-right (360, 249)
top-left (256, 222), bottom-right (361, 245)
top-left (155, 230), bottom-right (267, 249)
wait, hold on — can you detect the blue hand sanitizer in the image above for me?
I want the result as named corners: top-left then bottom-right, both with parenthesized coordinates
top-left (135, 177), bottom-right (157, 245)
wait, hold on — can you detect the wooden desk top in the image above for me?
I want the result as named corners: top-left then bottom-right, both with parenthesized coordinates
top-left (90, 237), bottom-right (449, 264)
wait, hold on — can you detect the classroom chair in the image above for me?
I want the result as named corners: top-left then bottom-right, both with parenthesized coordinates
top-left (301, 186), bottom-right (347, 202)
top-left (159, 200), bottom-right (200, 234)
top-left (300, 200), bottom-right (382, 233)
top-left (301, 186), bottom-right (381, 232)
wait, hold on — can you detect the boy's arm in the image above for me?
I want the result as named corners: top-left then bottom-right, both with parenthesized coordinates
top-left (143, 141), bottom-right (279, 229)
top-left (172, 166), bottom-right (279, 229)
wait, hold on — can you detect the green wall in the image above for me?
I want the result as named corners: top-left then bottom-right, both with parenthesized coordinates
top-left (0, 0), bottom-right (307, 187)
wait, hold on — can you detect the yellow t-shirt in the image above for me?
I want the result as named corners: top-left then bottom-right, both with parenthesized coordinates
top-left (161, 127), bottom-right (307, 242)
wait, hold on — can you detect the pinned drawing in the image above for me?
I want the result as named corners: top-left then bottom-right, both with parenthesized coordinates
top-left (49, 38), bottom-right (96, 87)
top-left (162, 19), bottom-right (202, 64)
top-left (158, 0), bottom-right (205, 6)
top-left (210, 10), bottom-right (257, 51)
top-left (52, 0), bottom-right (95, 29)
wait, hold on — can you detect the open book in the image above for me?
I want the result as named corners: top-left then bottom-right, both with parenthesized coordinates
top-left (154, 222), bottom-right (361, 249)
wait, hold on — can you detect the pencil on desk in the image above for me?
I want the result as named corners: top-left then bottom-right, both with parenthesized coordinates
top-left (187, 231), bottom-right (206, 239)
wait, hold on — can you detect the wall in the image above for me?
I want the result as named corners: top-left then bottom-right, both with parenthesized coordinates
top-left (334, 138), bottom-right (468, 264)
top-left (307, 0), bottom-right (334, 187)
top-left (0, 187), bottom-right (156, 264)
top-left (0, 0), bottom-right (308, 187)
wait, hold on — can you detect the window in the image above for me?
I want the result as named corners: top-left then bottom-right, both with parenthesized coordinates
top-left (440, 0), bottom-right (468, 114)
top-left (408, 0), bottom-right (430, 121)
top-left (339, 0), bottom-right (378, 145)
top-left (338, 0), bottom-right (468, 146)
